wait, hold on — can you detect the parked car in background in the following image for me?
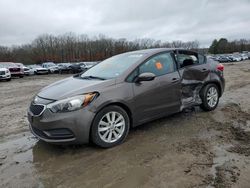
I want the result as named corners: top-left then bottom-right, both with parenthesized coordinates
top-left (28, 65), bottom-right (49, 75)
top-left (218, 56), bottom-right (230, 63)
top-left (210, 53), bottom-right (245, 63)
top-left (23, 66), bottom-right (31, 75)
top-left (58, 63), bottom-right (72, 74)
top-left (0, 62), bottom-right (24, 78)
top-left (241, 54), bottom-right (248, 60)
top-left (0, 64), bottom-right (11, 81)
top-left (28, 48), bottom-right (225, 148)
top-left (15, 63), bottom-right (31, 76)
top-left (42, 62), bottom-right (59, 73)
top-left (81, 61), bottom-right (99, 69)
top-left (69, 62), bottom-right (87, 74)
top-left (228, 55), bottom-right (241, 62)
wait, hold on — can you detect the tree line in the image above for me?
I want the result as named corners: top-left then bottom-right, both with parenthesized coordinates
top-left (0, 33), bottom-right (199, 64)
top-left (208, 38), bottom-right (250, 54)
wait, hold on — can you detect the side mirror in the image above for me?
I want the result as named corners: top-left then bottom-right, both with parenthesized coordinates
top-left (135, 72), bottom-right (156, 83)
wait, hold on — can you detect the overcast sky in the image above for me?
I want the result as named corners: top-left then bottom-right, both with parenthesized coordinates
top-left (0, 0), bottom-right (249, 47)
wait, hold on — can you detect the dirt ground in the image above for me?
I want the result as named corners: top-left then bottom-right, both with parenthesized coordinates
top-left (0, 61), bottom-right (250, 188)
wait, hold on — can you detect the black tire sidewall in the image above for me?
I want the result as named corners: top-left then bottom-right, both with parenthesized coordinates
top-left (91, 105), bottom-right (130, 148)
top-left (200, 84), bottom-right (219, 111)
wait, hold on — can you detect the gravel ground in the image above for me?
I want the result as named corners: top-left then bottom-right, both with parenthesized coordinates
top-left (0, 61), bottom-right (250, 188)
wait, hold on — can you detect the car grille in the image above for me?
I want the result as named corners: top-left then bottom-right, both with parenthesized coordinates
top-left (0, 71), bottom-right (5, 75)
top-left (9, 67), bottom-right (20, 72)
top-left (30, 104), bottom-right (45, 116)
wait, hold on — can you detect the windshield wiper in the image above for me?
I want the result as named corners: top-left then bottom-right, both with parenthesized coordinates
top-left (81, 75), bottom-right (106, 80)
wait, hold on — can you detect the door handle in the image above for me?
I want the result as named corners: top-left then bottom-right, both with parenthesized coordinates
top-left (201, 68), bottom-right (207, 72)
top-left (171, 77), bottom-right (180, 83)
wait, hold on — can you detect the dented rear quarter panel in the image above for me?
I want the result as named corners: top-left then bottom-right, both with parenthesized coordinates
top-left (178, 58), bottom-right (224, 110)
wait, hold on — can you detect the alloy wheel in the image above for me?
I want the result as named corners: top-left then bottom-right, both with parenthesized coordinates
top-left (98, 111), bottom-right (125, 143)
top-left (207, 86), bottom-right (218, 108)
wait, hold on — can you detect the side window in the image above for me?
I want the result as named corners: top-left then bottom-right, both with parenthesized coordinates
top-left (126, 68), bottom-right (138, 82)
top-left (177, 52), bottom-right (199, 68)
top-left (198, 54), bottom-right (206, 64)
top-left (139, 53), bottom-right (175, 77)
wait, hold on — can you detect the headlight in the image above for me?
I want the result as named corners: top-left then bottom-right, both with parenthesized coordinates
top-left (47, 93), bottom-right (98, 113)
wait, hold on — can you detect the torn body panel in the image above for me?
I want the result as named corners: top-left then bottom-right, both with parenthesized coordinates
top-left (179, 64), bottom-right (211, 110)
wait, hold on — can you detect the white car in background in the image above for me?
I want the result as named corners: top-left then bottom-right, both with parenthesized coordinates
top-left (0, 65), bottom-right (11, 81)
top-left (27, 65), bottom-right (49, 75)
top-left (80, 61), bottom-right (99, 70)
top-left (241, 54), bottom-right (248, 60)
top-left (42, 62), bottom-right (59, 73)
top-left (229, 55), bottom-right (241, 62)
top-left (23, 66), bottom-right (31, 75)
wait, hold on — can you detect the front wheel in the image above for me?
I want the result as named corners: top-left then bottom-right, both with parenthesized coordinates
top-left (200, 84), bottom-right (219, 111)
top-left (91, 105), bottom-right (130, 148)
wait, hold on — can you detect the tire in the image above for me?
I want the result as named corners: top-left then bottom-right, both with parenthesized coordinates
top-left (200, 84), bottom-right (219, 111)
top-left (7, 78), bottom-right (11, 81)
top-left (91, 105), bottom-right (130, 148)
top-left (19, 75), bottom-right (24, 78)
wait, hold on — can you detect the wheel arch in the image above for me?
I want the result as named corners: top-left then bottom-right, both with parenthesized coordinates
top-left (89, 102), bottom-right (133, 142)
top-left (202, 81), bottom-right (222, 97)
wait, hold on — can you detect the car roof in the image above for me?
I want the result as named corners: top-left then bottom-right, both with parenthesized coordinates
top-left (121, 48), bottom-right (195, 56)
top-left (0, 62), bottom-right (17, 66)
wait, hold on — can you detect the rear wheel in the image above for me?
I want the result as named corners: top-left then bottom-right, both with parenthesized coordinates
top-left (91, 105), bottom-right (130, 148)
top-left (200, 84), bottom-right (219, 111)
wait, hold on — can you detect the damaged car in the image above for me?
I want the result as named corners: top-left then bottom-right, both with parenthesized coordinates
top-left (28, 48), bottom-right (225, 148)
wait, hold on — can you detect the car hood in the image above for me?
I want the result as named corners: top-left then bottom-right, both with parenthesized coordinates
top-left (38, 76), bottom-right (116, 100)
top-left (0, 68), bottom-right (7, 71)
top-left (36, 67), bottom-right (47, 70)
top-left (50, 66), bottom-right (58, 69)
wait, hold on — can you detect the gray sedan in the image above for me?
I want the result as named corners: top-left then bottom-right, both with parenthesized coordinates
top-left (28, 48), bottom-right (225, 148)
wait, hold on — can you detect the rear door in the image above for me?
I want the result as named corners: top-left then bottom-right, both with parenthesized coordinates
top-left (131, 52), bottom-right (181, 124)
top-left (175, 50), bottom-right (210, 109)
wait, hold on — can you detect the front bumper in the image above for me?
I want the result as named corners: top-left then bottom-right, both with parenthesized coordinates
top-left (36, 71), bottom-right (48, 74)
top-left (0, 74), bottom-right (11, 80)
top-left (28, 106), bottom-right (96, 144)
top-left (11, 72), bottom-right (23, 76)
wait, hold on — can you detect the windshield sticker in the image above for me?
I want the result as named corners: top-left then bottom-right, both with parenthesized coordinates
top-left (155, 62), bottom-right (163, 70)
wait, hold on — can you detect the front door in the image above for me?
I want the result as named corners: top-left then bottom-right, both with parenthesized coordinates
top-left (132, 52), bottom-right (181, 124)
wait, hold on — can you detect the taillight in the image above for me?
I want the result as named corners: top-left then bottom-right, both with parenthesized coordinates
top-left (217, 63), bottom-right (224, 71)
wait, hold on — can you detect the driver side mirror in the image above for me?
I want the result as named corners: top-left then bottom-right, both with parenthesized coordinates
top-left (135, 72), bottom-right (156, 83)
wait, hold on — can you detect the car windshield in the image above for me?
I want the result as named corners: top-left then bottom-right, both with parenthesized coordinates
top-left (59, 63), bottom-right (71, 66)
top-left (84, 62), bottom-right (96, 66)
top-left (0, 63), bottom-right (16, 68)
top-left (45, 63), bottom-right (56, 67)
top-left (29, 65), bottom-right (42, 68)
top-left (16, 63), bottom-right (24, 67)
top-left (80, 53), bottom-right (145, 80)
